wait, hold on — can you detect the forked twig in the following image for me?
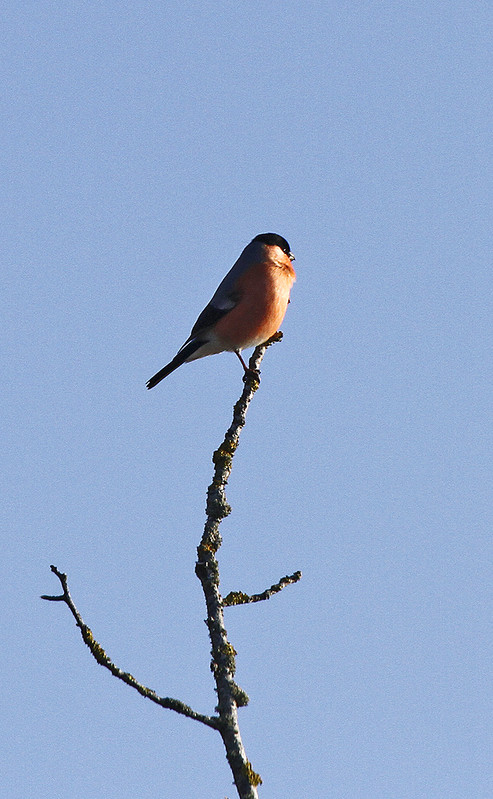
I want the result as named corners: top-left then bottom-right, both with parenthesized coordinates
top-left (42, 565), bottom-right (219, 728)
top-left (43, 333), bottom-right (301, 799)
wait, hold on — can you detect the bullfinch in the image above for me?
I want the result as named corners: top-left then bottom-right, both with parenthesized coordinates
top-left (146, 232), bottom-right (295, 389)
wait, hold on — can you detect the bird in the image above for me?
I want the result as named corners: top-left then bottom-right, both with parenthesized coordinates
top-left (146, 232), bottom-right (296, 389)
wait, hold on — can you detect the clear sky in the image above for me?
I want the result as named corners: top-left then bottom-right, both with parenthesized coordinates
top-left (2, 3), bottom-right (492, 797)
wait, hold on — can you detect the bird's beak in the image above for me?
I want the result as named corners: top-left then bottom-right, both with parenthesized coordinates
top-left (289, 252), bottom-right (295, 261)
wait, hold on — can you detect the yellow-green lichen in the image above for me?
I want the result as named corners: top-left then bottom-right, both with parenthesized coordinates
top-left (242, 760), bottom-right (263, 787)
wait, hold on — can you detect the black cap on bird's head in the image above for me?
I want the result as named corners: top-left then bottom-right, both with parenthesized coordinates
top-left (252, 232), bottom-right (294, 260)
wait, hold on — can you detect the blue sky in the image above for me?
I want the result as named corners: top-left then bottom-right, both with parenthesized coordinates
top-left (2, 3), bottom-right (492, 797)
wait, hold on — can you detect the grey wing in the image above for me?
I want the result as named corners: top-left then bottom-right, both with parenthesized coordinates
top-left (189, 302), bottom-right (232, 337)
top-left (187, 243), bottom-right (256, 338)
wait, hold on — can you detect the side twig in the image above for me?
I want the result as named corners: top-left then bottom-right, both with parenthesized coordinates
top-left (41, 565), bottom-right (219, 729)
top-left (223, 570), bottom-right (302, 607)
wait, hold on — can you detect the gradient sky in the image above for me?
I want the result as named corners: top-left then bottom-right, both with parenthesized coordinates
top-left (2, 3), bottom-right (492, 797)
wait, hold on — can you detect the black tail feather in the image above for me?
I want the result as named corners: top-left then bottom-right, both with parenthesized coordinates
top-left (146, 339), bottom-right (204, 389)
top-left (146, 358), bottom-right (183, 389)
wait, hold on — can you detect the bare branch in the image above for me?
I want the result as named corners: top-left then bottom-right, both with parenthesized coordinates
top-left (223, 570), bottom-right (302, 607)
top-left (42, 565), bottom-right (219, 730)
top-left (43, 331), bottom-right (301, 799)
top-left (195, 335), bottom-right (294, 799)
top-left (198, 333), bottom-right (283, 557)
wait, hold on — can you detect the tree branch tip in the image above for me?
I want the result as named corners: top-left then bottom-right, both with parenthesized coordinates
top-left (40, 594), bottom-right (65, 601)
top-left (49, 564), bottom-right (64, 577)
top-left (222, 570), bottom-right (302, 606)
top-left (264, 330), bottom-right (283, 346)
